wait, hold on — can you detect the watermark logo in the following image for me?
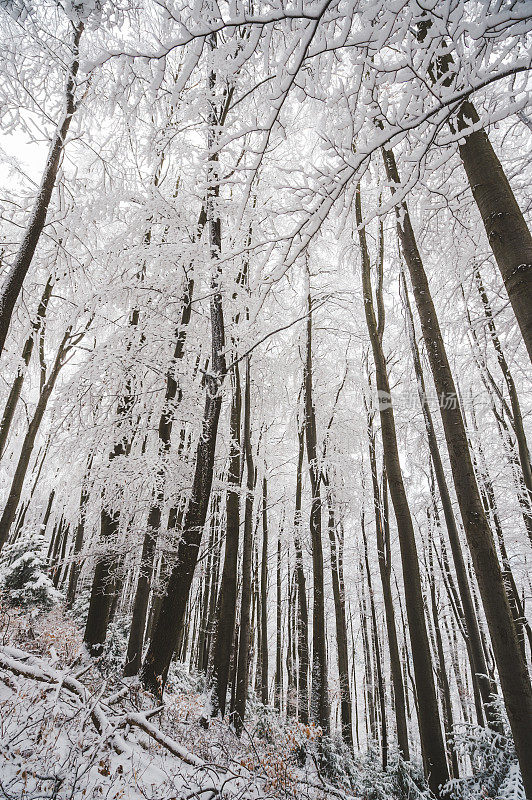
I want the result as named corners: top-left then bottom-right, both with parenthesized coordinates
top-left (376, 390), bottom-right (458, 412)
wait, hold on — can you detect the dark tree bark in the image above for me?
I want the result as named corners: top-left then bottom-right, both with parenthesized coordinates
top-left (0, 23), bottom-right (83, 358)
top-left (472, 268), bottom-right (532, 546)
top-left (124, 274), bottom-right (196, 676)
top-left (84, 391), bottom-right (136, 656)
top-left (274, 532), bottom-right (283, 711)
top-left (426, 530), bottom-right (459, 778)
top-left (456, 102), bottom-right (532, 363)
top-left (365, 398), bottom-right (410, 760)
top-left (233, 356), bottom-right (255, 735)
top-left (356, 185), bottom-right (448, 796)
top-left (359, 559), bottom-right (377, 745)
top-left (383, 146), bottom-right (532, 797)
top-left (468, 405), bottom-right (532, 659)
top-left (203, 510), bottom-right (221, 669)
top-left (326, 490), bottom-right (353, 749)
top-left (10, 441), bottom-right (50, 545)
top-left (260, 475), bottom-right (269, 706)
top-left (211, 362), bottom-right (242, 716)
top-left (65, 454), bottom-right (93, 609)
top-left (0, 276), bottom-right (53, 460)
top-left (0, 328), bottom-right (71, 550)
top-left (294, 421), bottom-right (310, 724)
top-left (40, 490), bottom-right (55, 541)
top-left (140, 229), bottom-right (226, 695)
top-left (286, 560), bottom-right (297, 718)
top-left (415, 23), bottom-right (532, 362)
top-left (304, 291), bottom-right (330, 735)
top-left (401, 270), bottom-right (499, 729)
top-left (196, 512), bottom-right (216, 672)
top-left (361, 516), bottom-right (387, 769)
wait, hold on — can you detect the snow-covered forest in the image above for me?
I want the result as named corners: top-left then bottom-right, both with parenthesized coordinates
top-left (0, 1), bottom-right (531, 797)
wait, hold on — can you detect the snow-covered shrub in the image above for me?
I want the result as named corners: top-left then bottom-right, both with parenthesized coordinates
top-left (99, 614), bottom-right (129, 674)
top-left (352, 749), bottom-right (430, 800)
top-left (0, 535), bottom-right (60, 610)
top-left (166, 658), bottom-right (206, 694)
top-left (313, 732), bottom-right (358, 789)
top-left (445, 721), bottom-right (522, 800)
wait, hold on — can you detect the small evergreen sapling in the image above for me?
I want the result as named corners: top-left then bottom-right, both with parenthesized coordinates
top-left (0, 535), bottom-right (60, 609)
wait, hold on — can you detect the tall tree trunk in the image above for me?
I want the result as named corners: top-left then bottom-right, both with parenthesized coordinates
top-left (365, 399), bottom-right (410, 759)
top-left (140, 227), bottom-right (226, 695)
top-left (275, 532), bottom-right (283, 711)
top-left (326, 490), bottom-right (353, 749)
top-left (294, 421), bottom-right (310, 724)
top-left (0, 23), bottom-right (83, 357)
top-left (456, 102), bottom-right (532, 363)
top-left (362, 515), bottom-right (388, 769)
top-left (84, 391), bottom-right (137, 656)
top-left (204, 511), bottom-right (221, 670)
top-left (196, 512), bottom-right (216, 672)
top-left (0, 276), bottom-right (53, 460)
top-left (359, 560), bottom-right (377, 745)
top-left (304, 291), bottom-right (330, 735)
top-left (124, 274), bottom-right (196, 676)
top-left (65, 453), bottom-right (93, 609)
top-left (0, 328), bottom-right (71, 550)
top-left (468, 404), bottom-right (532, 659)
top-left (474, 267), bottom-right (532, 503)
top-left (356, 185), bottom-right (448, 795)
top-left (260, 475), bottom-right (269, 706)
top-left (286, 561), bottom-right (297, 718)
top-left (233, 356), bottom-right (255, 735)
top-left (415, 22), bottom-right (532, 362)
top-left (10, 438), bottom-right (50, 544)
top-left (211, 362), bottom-right (242, 716)
top-left (401, 270), bottom-right (499, 729)
top-left (426, 530), bottom-right (459, 778)
top-left (382, 147), bottom-right (532, 796)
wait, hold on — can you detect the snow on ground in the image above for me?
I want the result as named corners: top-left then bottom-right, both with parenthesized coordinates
top-left (0, 604), bottom-right (356, 800)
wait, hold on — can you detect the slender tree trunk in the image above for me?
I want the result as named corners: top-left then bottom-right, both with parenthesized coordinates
top-left (233, 356), bottom-right (254, 735)
top-left (415, 24), bottom-right (532, 361)
top-left (204, 513), bottom-right (221, 669)
top-left (196, 514), bottom-right (215, 672)
top-left (356, 185), bottom-right (448, 795)
top-left (294, 422), bottom-right (310, 724)
top-left (10, 439), bottom-right (50, 544)
top-left (286, 561), bottom-right (297, 718)
top-left (362, 515), bottom-right (388, 769)
top-left (0, 328), bottom-right (70, 550)
top-left (326, 491), bottom-right (353, 749)
top-left (0, 24), bottom-right (83, 357)
top-left (474, 267), bottom-right (532, 498)
top-left (469, 409), bottom-right (532, 659)
top-left (365, 402), bottom-right (410, 759)
top-left (123, 273), bottom-right (196, 676)
top-left (275, 532), bottom-right (283, 711)
top-left (359, 562), bottom-right (377, 745)
top-left (401, 270), bottom-right (499, 729)
top-left (260, 476), bottom-right (269, 705)
top-left (383, 147), bottom-right (532, 797)
top-left (65, 454), bottom-right (93, 609)
top-left (140, 245), bottom-right (226, 695)
top-left (455, 103), bottom-right (532, 363)
top-left (427, 531), bottom-right (459, 778)
top-left (304, 291), bottom-right (330, 735)
top-left (0, 276), bottom-right (53, 459)
top-left (52, 520), bottom-right (69, 589)
top-left (211, 362), bottom-right (242, 716)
